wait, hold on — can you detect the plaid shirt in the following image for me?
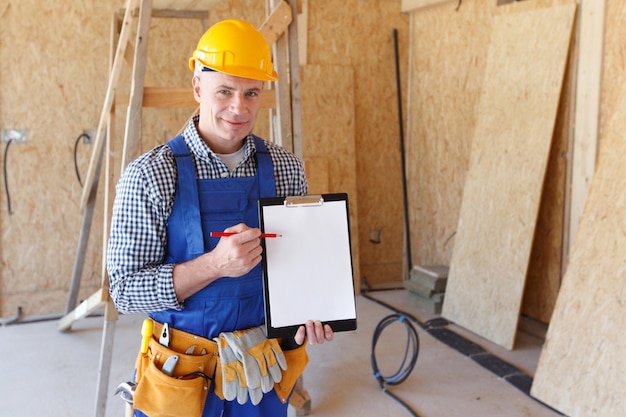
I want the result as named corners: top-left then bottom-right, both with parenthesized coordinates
top-left (107, 115), bottom-right (307, 314)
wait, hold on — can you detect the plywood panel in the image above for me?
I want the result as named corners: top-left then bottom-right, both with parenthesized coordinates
top-left (531, 78), bottom-right (626, 417)
top-left (401, 0), bottom-right (454, 12)
top-left (307, 1), bottom-right (408, 288)
top-left (600, 0), bottom-right (626, 148)
top-left (569, 0), bottom-right (606, 252)
top-left (300, 64), bottom-right (360, 291)
top-left (441, 4), bottom-right (576, 349)
top-left (405, 1), bottom-right (492, 268)
top-left (152, 0), bottom-right (221, 10)
top-left (303, 158), bottom-right (330, 195)
top-left (0, 0), bottom-right (267, 318)
top-left (521, 37), bottom-right (574, 323)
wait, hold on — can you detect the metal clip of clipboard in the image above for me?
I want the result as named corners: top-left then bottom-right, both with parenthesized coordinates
top-left (284, 195), bottom-right (324, 207)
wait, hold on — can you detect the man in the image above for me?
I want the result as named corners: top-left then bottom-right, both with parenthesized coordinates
top-left (107, 19), bottom-right (333, 417)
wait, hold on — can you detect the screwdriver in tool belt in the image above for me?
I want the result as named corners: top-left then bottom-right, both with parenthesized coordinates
top-left (160, 323), bottom-right (170, 347)
top-left (141, 319), bottom-right (153, 354)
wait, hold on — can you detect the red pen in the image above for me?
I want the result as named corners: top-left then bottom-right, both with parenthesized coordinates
top-left (210, 232), bottom-right (282, 238)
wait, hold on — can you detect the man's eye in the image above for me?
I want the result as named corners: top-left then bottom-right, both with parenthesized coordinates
top-left (246, 91), bottom-right (259, 98)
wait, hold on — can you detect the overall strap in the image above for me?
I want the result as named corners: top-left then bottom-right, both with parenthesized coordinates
top-left (252, 135), bottom-right (276, 198)
top-left (167, 135), bottom-right (204, 257)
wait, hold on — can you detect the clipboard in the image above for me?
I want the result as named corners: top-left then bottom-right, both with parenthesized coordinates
top-left (258, 193), bottom-right (357, 338)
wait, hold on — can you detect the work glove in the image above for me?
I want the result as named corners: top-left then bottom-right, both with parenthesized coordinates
top-left (220, 326), bottom-right (288, 397)
top-left (215, 335), bottom-right (258, 405)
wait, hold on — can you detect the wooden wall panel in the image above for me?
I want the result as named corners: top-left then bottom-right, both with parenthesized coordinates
top-left (405, 1), bottom-right (492, 267)
top-left (0, 0), bottom-right (406, 317)
top-left (0, 0), bottom-right (123, 316)
top-left (521, 37), bottom-right (573, 323)
top-left (307, 1), bottom-right (409, 288)
top-left (0, 0), bottom-right (269, 317)
top-left (441, 4), bottom-right (576, 349)
top-left (599, 0), bottom-right (626, 148)
top-left (300, 65), bottom-right (360, 290)
top-left (406, 0), bottom-right (576, 324)
top-left (531, 77), bottom-right (626, 417)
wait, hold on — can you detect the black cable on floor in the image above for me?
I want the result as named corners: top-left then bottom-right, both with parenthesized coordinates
top-left (363, 291), bottom-right (565, 416)
top-left (371, 313), bottom-right (422, 417)
top-left (3, 139), bottom-right (14, 214)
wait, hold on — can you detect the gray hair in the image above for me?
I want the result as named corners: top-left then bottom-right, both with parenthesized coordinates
top-left (193, 61), bottom-right (204, 78)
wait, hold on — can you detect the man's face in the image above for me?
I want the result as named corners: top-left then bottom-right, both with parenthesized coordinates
top-left (193, 70), bottom-right (264, 154)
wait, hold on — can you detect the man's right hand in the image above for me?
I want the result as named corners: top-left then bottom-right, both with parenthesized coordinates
top-left (210, 223), bottom-right (263, 276)
top-left (172, 223), bottom-right (262, 301)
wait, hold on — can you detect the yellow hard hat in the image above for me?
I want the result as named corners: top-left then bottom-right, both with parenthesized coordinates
top-left (189, 19), bottom-right (278, 82)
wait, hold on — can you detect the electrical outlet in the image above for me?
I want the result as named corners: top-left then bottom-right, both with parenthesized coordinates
top-left (2, 129), bottom-right (27, 143)
top-left (83, 130), bottom-right (96, 144)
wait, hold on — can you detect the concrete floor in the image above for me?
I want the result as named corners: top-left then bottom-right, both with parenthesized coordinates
top-left (0, 289), bottom-right (563, 417)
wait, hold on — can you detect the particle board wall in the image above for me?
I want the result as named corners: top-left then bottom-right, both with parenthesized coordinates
top-left (405, 1), bottom-right (492, 267)
top-left (599, 0), bottom-right (626, 149)
top-left (2, 0), bottom-right (405, 317)
top-left (299, 64), bottom-right (361, 290)
top-left (306, 0), bottom-right (409, 288)
top-left (405, 0), bottom-right (576, 325)
top-left (441, 4), bottom-right (576, 349)
top-left (0, 0), bottom-right (269, 318)
top-left (521, 60), bottom-right (571, 323)
top-left (530, 77), bottom-right (626, 417)
top-left (0, 0), bottom-right (123, 317)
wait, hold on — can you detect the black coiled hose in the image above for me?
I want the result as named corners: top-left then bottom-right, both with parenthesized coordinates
top-left (371, 314), bottom-right (422, 417)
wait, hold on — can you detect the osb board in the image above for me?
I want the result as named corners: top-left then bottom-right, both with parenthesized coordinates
top-left (441, 4), bottom-right (576, 349)
top-left (307, 1), bottom-right (409, 287)
top-left (0, 0), bottom-right (122, 316)
top-left (152, 0), bottom-right (221, 10)
top-left (299, 64), bottom-right (360, 291)
top-left (0, 0), bottom-right (415, 316)
top-left (530, 78), bottom-right (626, 417)
top-left (405, 1), bottom-right (492, 266)
top-left (0, 0), bottom-right (270, 317)
top-left (405, 0), bottom-right (577, 322)
top-left (401, 0), bottom-right (454, 13)
top-left (521, 14), bottom-right (576, 323)
top-left (599, 0), bottom-right (626, 147)
top-left (521, 58), bottom-right (571, 323)
top-left (303, 157), bottom-right (330, 195)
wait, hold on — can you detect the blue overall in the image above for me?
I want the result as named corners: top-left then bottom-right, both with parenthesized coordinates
top-left (138, 134), bottom-right (288, 417)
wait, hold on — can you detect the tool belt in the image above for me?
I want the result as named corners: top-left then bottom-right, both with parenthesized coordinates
top-left (133, 320), bottom-right (308, 417)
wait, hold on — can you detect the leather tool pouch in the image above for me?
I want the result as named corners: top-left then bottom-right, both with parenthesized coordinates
top-left (274, 342), bottom-right (309, 404)
top-left (133, 325), bottom-right (219, 417)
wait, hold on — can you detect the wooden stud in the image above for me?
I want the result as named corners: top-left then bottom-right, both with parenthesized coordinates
top-left (287, 0), bottom-right (303, 158)
top-left (58, 287), bottom-right (109, 332)
top-left (115, 87), bottom-right (276, 109)
top-left (265, 0), bottom-right (293, 151)
top-left (401, 0), bottom-right (455, 13)
top-left (80, 0), bottom-right (140, 211)
top-left (119, 0), bottom-right (153, 173)
top-left (568, 0), bottom-right (606, 251)
top-left (259, 0), bottom-right (292, 46)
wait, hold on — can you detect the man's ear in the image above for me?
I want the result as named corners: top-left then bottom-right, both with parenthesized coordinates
top-left (192, 76), bottom-right (202, 103)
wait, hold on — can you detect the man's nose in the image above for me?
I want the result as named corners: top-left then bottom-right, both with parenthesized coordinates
top-left (229, 93), bottom-right (245, 113)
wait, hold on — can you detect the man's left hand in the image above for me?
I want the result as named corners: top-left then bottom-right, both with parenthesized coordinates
top-left (294, 320), bottom-right (334, 345)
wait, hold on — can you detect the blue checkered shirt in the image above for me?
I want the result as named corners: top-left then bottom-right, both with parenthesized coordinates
top-left (107, 116), bottom-right (307, 314)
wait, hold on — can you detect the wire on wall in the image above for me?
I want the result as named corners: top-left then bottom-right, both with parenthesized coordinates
top-left (73, 132), bottom-right (91, 188)
top-left (3, 139), bottom-right (14, 214)
top-left (393, 28), bottom-right (413, 275)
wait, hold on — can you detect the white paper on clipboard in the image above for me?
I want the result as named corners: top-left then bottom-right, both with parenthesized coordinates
top-left (259, 193), bottom-right (357, 337)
